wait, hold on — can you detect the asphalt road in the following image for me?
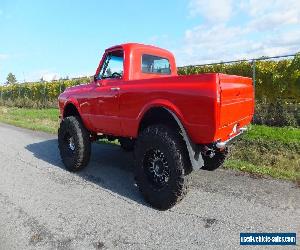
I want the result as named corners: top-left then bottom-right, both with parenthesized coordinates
top-left (0, 123), bottom-right (299, 250)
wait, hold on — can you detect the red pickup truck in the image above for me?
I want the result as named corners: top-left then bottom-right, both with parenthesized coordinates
top-left (58, 43), bottom-right (254, 209)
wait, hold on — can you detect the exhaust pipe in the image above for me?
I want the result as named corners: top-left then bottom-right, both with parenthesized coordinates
top-left (203, 146), bottom-right (215, 158)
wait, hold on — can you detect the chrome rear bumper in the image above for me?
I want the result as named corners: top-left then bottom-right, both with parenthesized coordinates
top-left (215, 127), bottom-right (247, 149)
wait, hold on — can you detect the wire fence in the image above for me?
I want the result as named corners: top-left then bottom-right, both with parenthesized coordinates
top-left (1, 53), bottom-right (298, 99)
top-left (178, 53), bottom-right (298, 93)
top-left (0, 77), bottom-right (91, 107)
top-left (0, 53), bottom-right (299, 127)
top-left (178, 53), bottom-right (300, 126)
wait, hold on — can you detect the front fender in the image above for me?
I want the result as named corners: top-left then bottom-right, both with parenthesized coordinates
top-left (62, 98), bottom-right (94, 132)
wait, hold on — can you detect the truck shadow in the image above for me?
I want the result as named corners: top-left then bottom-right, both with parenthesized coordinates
top-left (25, 139), bottom-right (148, 207)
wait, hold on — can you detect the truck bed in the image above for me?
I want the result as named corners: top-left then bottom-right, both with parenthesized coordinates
top-left (118, 73), bottom-right (254, 144)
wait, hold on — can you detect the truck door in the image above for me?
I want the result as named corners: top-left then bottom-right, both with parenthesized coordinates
top-left (88, 50), bottom-right (123, 135)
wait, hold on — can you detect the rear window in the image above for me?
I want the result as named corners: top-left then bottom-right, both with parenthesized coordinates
top-left (142, 54), bottom-right (171, 75)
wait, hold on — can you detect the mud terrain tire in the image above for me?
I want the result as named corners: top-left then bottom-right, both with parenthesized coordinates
top-left (134, 125), bottom-right (190, 210)
top-left (58, 116), bottom-right (91, 171)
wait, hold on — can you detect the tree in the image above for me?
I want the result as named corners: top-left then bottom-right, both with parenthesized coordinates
top-left (6, 73), bottom-right (17, 85)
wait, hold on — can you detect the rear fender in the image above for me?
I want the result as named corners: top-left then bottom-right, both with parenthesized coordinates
top-left (162, 108), bottom-right (204, 171)
top-left (137, 100), bottom-right (204, 170)
top-left (137, 99), bottom-right (186, 127)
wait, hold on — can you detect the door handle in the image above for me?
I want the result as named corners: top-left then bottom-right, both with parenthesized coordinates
top-left (110, 87), bottom-right (120, 91)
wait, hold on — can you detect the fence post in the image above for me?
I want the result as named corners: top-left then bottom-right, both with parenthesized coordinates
top-left (252, 59), bottom-right (256, 123)
top-left (252, 59), bottom-right (256, 91)
top-left (44, 82), bottom-right (46, 107)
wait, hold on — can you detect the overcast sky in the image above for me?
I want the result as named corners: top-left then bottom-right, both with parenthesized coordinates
top-left (0, 0), bottom-right (299, 83)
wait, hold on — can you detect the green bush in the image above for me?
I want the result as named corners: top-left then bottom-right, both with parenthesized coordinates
top-left (0, 77), bottom-right (90, 102)
top-left (254, 101), bottom-right (299, 127)
top-left (0, 98), bottom-right (57, 109)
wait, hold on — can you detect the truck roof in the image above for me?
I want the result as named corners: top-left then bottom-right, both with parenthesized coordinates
top-left (102, 43), bottom-right (177, 80)
top-left (106, 43), bottom-right (173, 56)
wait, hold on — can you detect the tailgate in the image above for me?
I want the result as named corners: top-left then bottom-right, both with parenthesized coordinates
top-left (218, 74), bottom-right (254, 128)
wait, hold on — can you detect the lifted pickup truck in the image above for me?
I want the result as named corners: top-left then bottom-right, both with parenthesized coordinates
top-left (58, 43), bottom-right (254, 210)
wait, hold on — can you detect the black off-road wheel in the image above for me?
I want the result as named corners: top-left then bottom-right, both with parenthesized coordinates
top-left (201, 148), bottom-right (228, 171)
top-left (134, 125), bottom-right (190, 210)
top-left (58, 116), bottom-right (91, 172)
top-left (119, 138), bottom-right (135, 151)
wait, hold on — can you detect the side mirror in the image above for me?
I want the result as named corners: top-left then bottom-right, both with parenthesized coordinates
top-left (93, 74), bottom-right (98, 82)
top-left (93, 75), bottom-right (101, 86)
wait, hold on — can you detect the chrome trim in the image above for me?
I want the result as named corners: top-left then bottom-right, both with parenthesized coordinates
top-left (110, 87), bottom-right (120, 91)
top-left (216, 127), bottom-right (247, 149)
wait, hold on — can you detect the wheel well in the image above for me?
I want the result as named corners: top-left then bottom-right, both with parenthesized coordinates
top-left (139, 107), bottom-right (181, 134)
top-left (63, 103), bottom-right (80, 118)
top-left (139, 107), bottom-right (192, 174)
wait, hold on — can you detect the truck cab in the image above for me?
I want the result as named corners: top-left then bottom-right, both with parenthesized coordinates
top-left (94, 43), bottom-right (177, 82)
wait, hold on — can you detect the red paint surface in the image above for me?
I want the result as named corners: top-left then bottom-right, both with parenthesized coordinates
top-left (59, 43), bottom-right (254, 144)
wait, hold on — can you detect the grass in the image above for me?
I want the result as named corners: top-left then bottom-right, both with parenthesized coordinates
top-left (0, 106), bottom-right (299, 182)
top-left (225, 125), bottom-right (300, 182)
top-left (244, 124), bottom-right (300, 145)
top-left (0, 106), bottom-right (59, 133)
top-left (224, 160), bottom-right (298, 181)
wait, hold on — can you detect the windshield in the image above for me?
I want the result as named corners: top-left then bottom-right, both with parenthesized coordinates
top-left (99, 50), bottom-right (124, 79)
